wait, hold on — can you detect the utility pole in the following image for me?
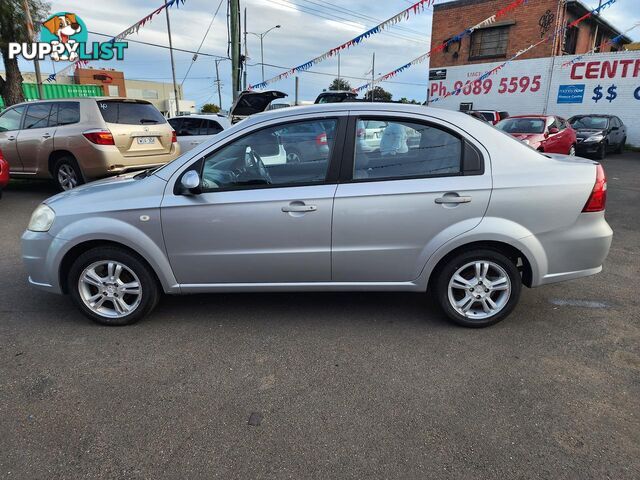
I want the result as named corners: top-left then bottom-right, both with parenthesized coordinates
top-left (295, 76), bottom-right (299, 105)
top-left (370, 52), bottom-right (375, 102)
top-left (337, 51), bottom-right (341, 84)
top-left (230, 0), bottom-right (241, 101)
top-left (215, 59), bottom-right (223, 110)
top-left (243, 8), bottom-right (248, 91)
top-left (22, 0), bottom-right (44, 99)
top-left (164, 0), bottom-right (180, 116)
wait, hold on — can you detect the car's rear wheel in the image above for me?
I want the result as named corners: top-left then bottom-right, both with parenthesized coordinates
top-left (433, 249), bottom-right (522, 328)
top-left (68, 247), bottom-right (160, 326)
top-left (286, 148), bottom-right (303, 164)
top-left (53, 156), bottom-right (84, 191)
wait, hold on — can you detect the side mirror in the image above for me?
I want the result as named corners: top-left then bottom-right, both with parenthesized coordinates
top-left (548, 127), bottom-right (559, 135)
top-left (181, 170), bottom-right (201, 193)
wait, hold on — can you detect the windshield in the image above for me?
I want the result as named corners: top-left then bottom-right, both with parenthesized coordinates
top-left (97, 100), bottom-right (166, 125)
top-left (570, 116), bottom-right (609, 130)
top-left (496, 118), bottom-right (545, 134)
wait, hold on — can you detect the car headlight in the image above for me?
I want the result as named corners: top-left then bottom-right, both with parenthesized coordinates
top-left (28, 204), bottom-right (55, 232)
top-left (586, 134), bottom-right (605, 142)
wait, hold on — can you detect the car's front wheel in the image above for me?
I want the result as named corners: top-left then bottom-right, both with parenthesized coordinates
top-left (433, 249), bottom-right (522, 328)
top-left (568, 144), bottom-right (576, 156)
top-left (68, 247), bottom-right (160, 326)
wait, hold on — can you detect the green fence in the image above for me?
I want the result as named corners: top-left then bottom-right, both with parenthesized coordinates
top-left (0, 83), bottom-right (104, 109)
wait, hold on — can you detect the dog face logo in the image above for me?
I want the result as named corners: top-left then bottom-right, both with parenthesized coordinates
top-left (40, 12), bottom-right (88, 62)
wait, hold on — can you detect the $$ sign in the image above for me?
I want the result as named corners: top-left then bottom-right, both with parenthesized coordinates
top-left (606, 84), bottom-right (617, 103)
top-left (592, 85), bottom-right (603, 103)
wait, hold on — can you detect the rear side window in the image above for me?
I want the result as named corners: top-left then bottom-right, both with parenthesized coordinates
top-left (478, 112), bottom-right (494, 122)
top-left (24, 103), bottom-right (55, 129)
top-left (97, 101), bottom-right (166, 125)
top-left (174, 117), bottom-right (202, 136)
top-left (353, 118), bottom-right (462, 180)
top-left (55, 102), bottom-right (80, 126)
top-left (202, 119), bottom-right (223, 135)
top-left (0, 106), bottom-right (25, 132)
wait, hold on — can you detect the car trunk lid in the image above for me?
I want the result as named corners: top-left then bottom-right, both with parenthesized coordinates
top-left (229, 90), bottom-right (287, 124)
top-left (97, 99), bottom-right (172, 157)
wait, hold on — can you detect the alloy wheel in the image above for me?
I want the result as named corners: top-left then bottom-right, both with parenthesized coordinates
top-left (447, 261), bottom-right (512, 320)
top-left (78, 260), bottom-right (143, 319)
top-left (286, 152), bottom-right (302, 163)
top-left (57, 164), bottom-right (78, 190)
top-left (569, 145), bottom-right (576, 156)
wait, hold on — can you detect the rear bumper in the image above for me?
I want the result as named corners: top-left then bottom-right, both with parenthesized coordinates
top-left (80, 144), bottom-right (181, 180)
top-left (525, 211), bottom-right (613, 287)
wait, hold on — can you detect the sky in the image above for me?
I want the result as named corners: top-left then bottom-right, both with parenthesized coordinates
top-left (18, 0), bottom-right (640, 111)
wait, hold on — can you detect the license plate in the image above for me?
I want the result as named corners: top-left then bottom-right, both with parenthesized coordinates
top-left (136, 137), bottom-right (155, 145)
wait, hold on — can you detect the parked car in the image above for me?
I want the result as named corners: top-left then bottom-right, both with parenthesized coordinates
top-left (0, 149), bottom-right (9, 198)
top-left (22, 104), bottom-right (612, 328)
top-left (569, 115), bottom-right (627, 159)
top-left (168, 114), bottom-right (231, 153)
top-left (470, 110), bottom-right (509, 125)
top-left (229, 90), bottom-right (288, 124)
top-left (496, 115), bottom-right (577, 155)
top-left (464, 111), bottom-right (491, 122)
top-left (278, 120), bottom-right (333, 163)
top-left (0, 98), bottom-right (180, 191)
top-left (315, 91), bottom-right (358, 104)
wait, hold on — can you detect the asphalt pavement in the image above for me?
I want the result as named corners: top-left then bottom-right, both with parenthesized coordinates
top-left (1, 153), bottom-right (639, 479)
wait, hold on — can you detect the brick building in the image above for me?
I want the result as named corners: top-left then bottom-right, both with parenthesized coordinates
top-left (430, 0), bottom-right (631, 68)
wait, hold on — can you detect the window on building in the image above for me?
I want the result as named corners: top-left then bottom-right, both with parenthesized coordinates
top-left (469, 26), bottom-right (510, 60)
top-left (564, 25), bottom-right (579, 54)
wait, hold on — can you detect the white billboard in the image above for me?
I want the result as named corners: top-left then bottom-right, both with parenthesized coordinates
top-left (428, 51), bottom-right (640, 146)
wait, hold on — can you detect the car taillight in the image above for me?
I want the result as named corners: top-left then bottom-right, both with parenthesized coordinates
top-left (171, 130), bottom-right (177, 143)
top-left (83, 130), bottom-right (115, 145)
top-left (582, 164), bottom-right (607, 212)
top-left (316, 132), bottom-right (327, 146)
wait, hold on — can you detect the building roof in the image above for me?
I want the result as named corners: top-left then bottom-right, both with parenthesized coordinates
top-left (433, 0), bottom-right (631, 44)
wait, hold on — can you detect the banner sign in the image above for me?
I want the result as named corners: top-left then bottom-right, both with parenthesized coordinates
top-left (249, 0), bottom-right (435, 90)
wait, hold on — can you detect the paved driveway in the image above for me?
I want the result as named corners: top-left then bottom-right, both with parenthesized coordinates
top-left (1, 154), bottom-right (638, 479)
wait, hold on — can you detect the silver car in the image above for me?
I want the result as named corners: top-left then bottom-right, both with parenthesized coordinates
top-left (21, 104), bottom-right (613, 327)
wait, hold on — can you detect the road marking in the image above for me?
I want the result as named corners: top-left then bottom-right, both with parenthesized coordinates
top-left (550, 299), bottom-right (609, 308)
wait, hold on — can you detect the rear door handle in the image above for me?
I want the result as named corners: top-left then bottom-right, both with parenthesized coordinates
top-left (42, 133), bottom-right (52, 139)
top-left (7, 136), bottom-right (16, 141)
top-left (282, 204), bottom-right (317, 213)
top-left (435, 195), bottom-right (472, 204)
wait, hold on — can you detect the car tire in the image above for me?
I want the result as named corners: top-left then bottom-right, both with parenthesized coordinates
top-left (68, 247), bottom-right (160, 326)
top-left (286, 148), bottom-right (303, 164)
top-left (597, 142), bottom-right (607, 160)
top-left (568, 144), bottom-right (576, 156)
top-left (616, 137), bottom-right (626, 154)
top-left (53, 156), bottom-right (84, 191)
top-left (433, 249), bottom-right (522, 328)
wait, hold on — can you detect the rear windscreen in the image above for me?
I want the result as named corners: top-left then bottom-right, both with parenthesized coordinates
top-left (97, 101), bottom-right (166, 125)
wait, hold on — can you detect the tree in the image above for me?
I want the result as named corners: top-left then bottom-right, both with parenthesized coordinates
top-left (364, 86), bottom-right (392, 102)
top-left (0, 0), bottom-right (49, 106)
top-left (328, 77), bottom-right (351, 91)
top-left (201, 103), bottom-right (221, 114)
top-left (399, 97), bottom-right (420, 105)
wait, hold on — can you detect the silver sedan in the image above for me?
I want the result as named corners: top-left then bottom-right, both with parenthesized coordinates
top-left (22, 103), bottom-right (612, 327)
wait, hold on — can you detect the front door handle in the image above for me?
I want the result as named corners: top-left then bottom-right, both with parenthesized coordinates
top-left (282, 204), bottom-right (317, 213)
top-left (7, 136), bottom-right (16, 141)
top-left (435, 195), bottom-right (472, 204)
top-left (42, 133), bottom-right (52, 139)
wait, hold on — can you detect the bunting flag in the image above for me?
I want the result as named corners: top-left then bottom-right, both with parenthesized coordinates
top-left (561, 20), bottom-right (640, 68)
top-left (249, 0), bottom-right (435, 90)
top-left (429, 0), bottom-right (620, 102)
top-left (46, 0), bottom-right (187, 82)
top-left (353, 0), bottom-right (528, 93)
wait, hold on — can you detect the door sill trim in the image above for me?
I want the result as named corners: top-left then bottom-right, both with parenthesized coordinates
top-left (178, 281), bottom-right (421, 293)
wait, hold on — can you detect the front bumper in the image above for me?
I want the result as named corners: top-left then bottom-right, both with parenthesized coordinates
top-left (21, 230), bottom-right (65, 294)
top-left (575, 141), bottom-right (603, 155)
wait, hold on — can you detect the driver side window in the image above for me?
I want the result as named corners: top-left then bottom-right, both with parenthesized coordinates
top-left (200, 119), bottom-right (337, 192)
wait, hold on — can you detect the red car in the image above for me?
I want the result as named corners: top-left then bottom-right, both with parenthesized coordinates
top-left (471, 110), bottom-right (510, 125)
top-left (496, 115), bottom-right (577, 156)
top-left (0, 149), bottom-right (9, 198)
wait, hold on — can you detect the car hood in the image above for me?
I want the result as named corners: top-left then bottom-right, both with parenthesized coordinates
top-left (510, 133), bottom-right (544, 144)
top-left (574, 129), bottom-right (605, 139)
top-left (44, 172), bottom-right (167, 220)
